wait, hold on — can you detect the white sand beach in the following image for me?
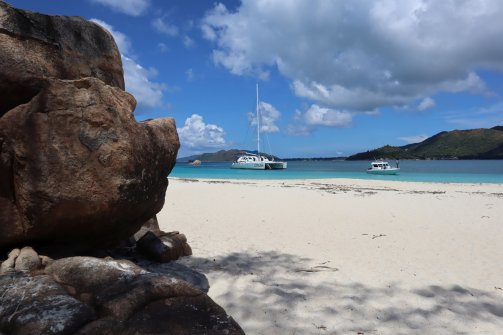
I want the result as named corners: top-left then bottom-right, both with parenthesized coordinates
top-left (158, 178), bottom-right (503, 334)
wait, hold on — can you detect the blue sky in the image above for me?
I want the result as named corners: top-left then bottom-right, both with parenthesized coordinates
top-left (9, 0), bottom-right (503, 158)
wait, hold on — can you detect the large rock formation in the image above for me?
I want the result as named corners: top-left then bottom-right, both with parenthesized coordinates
top-left (0, 77), bottom-right (179, 250)
top-left (0, 3), bottom-right (244, 334)
top-left (0, 1), bottom-right (124, 116)
top-left (0, 248), bottom-right (244, 335)
top-left (0, 2), bottom-right (179, 251)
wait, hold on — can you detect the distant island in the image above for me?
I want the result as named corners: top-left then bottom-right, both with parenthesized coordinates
top-left (178, 126), bottom-right (503, 162)
top-left (346, 126), bottom-right (503, 160)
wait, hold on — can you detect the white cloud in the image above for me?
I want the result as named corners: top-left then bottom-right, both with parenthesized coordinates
top-left (398, 135), bottom-right (428, 144)
top-left (303, 105), bottom-right (352, 127)
top-left (157, 42), bottom-right (169, 53)
top-left (287, 110), bottom-right (313, 136)
top-left (247, 101), bottom-right (281, 133)
top-left (201, 24), bottom-right (217, 41)
top-left (152, 17), bottom-right (179, 37)
top-left (177, 114), bottom-right (227, 149)
top-left (417, 97), bottom-right (436, 111)
top-left (287, 105), bottom-right (352, 136)
top-left (122, 56), bottom-right (165, 108)
top-left (186, 68), bottom-right (194, 82)
top-left (91, 19), bottom-right (166, 110)
top-left (292, 80), bottom-right (410, 111)
top-left (183, 35), bottom-right (195, 48)
top-left (89, 0), bottom-right (149, 16)
top-left (202, 0), bottom-right (503, 111)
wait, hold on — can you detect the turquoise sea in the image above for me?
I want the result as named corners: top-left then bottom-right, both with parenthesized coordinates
top-left (171, 160), bottom-right (503, 184)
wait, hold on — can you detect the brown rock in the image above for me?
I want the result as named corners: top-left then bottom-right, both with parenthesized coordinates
top-left (133, 215), bottom-right (163, 241)
top-left (0, 254), bottom-right (244, 334)
top-left (136, 231), bottom-right (173, 263)
top-left (141, 215), bottom-right (163, 236)
top-left (136, 231), bottom-right (193, 263)
top-left (44, 256), bottom-right (147, 294)
top-left (132, 216), bottom-right (192, 262)
top-left (0, 248), bottom-right (20, 275)
top-left (0, 77), bottom-right (179, 250)
top-left (13, 246), bottom-right (40, 272)
top-left (162, 232), bottom-right (193, 257)
top-left (0, 1), bottom-right (124, 116)
top-left (76, 295), bottom-right (245, 335)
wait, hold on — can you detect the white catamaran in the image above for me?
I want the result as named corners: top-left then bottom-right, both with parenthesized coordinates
top-left (231, 85), bottom-right (287, 170)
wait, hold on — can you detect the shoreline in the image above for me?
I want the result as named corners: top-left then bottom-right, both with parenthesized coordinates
top-left (171, 176), bottom-right (503, 187)
top-left (160, 177), bottom-right (503, 334)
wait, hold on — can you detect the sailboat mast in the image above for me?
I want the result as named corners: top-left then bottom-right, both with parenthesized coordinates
top-left (256, 83), bottom-right (260, 157)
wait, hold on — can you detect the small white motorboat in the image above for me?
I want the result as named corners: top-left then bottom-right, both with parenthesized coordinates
top-left (366, 160), bottom-right (400, 175)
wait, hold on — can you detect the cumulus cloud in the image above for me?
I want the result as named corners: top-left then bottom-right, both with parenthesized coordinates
top-left (91, 19), bottom-right (166, 110)
top-left (152, 17), bottom-right (179, 37)
top-left (398, 135), bottom-right (429, 144)
top-left (417, 97), bottom-right (436, 111)
top-left (202, 0), bottom-right (503, 111)
top-left (287, 111), bottom-right (310, 136)
top-left (122, 56), bottom-right (165, 108)
top-left (89, 0), bottom-right (149, 16)
top-left (288, 105), bottom-right (352, 135)
top-left (177, 114), bottom-right (227, 149)
top-left (247, 101), bottom-right (281, 133)
top-left (303, 105), bottom-right (353, 127)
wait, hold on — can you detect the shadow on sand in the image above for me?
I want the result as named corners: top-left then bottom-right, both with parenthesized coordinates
top-left (174, 250), bottom-right (503, 335)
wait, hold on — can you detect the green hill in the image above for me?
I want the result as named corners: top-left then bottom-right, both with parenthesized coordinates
top-left (347, 127), bottom-right (503, 160)
top-left (346, 145), bottom-right (416, 161)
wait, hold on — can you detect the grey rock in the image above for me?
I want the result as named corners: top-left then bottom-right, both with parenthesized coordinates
top-left (0, 253), bottom-right (244, 335)
top-left (0, 273), bottom-right (95, 335)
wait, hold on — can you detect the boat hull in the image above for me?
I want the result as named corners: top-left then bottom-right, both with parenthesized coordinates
top-left (266, 162), bottom-right (287, 169)
top-left (231, 162), bottom-right (266, 170)
top-left (366, 168), bottom-right (400, 175)
top-left (231, 161), bottom-right (287, 170)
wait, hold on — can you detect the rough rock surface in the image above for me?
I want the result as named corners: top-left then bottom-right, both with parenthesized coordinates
top-left (0, 77), bottom-right (179, 250)
top-left (134, 216), bottom-right (192, 262)
top-left (136, 231), bottom-right (191, 263)
top-left (0, 251), bottom-right (244, 335)
top-left (0, 3), bottom-right (241, 334)
top-left (0, 1), bottom-right (179, 251)
top-left (0, 1), bottom-right (124, 116)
